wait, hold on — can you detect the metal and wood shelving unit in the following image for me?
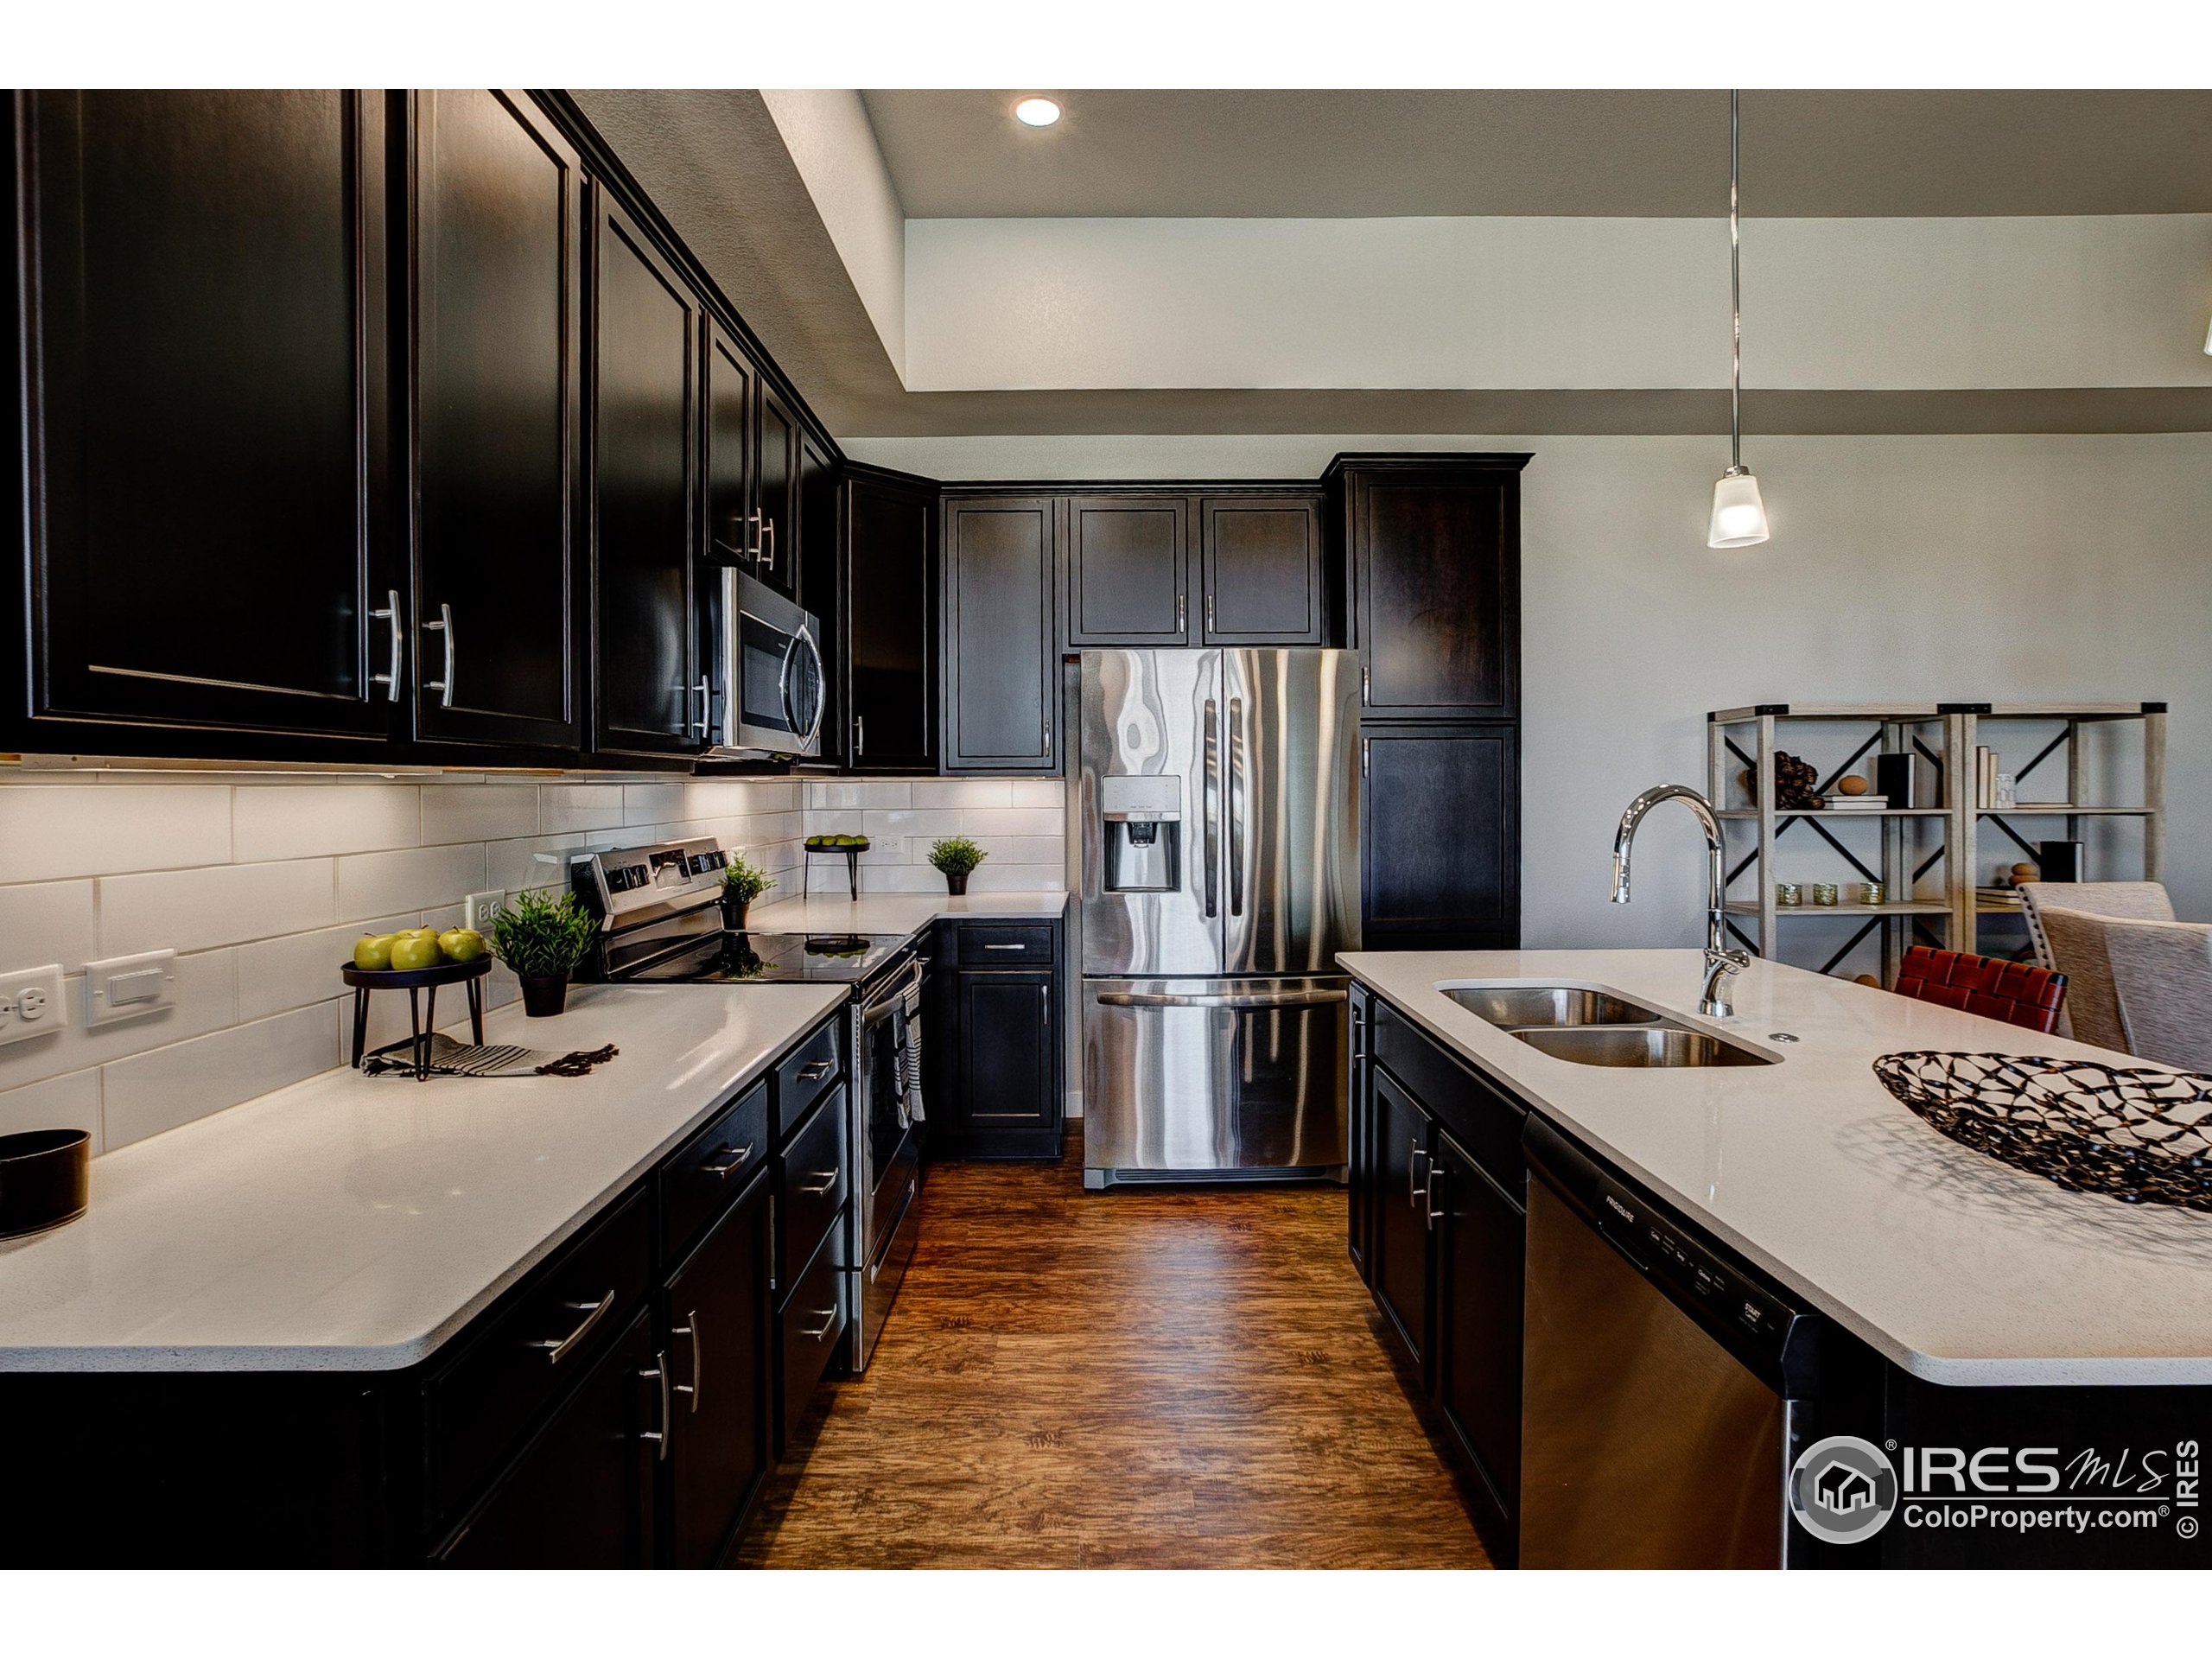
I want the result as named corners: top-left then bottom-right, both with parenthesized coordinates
top-left (1707, 702), bottom-right (2166, 982)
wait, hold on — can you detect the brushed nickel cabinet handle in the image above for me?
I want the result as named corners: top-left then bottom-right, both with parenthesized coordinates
top-left (798, 1169), bottom-right (838, 1196)
top-left (1177, 593), bottom-right (1185, 633)
top-left (370, 589), bottom-right (402, 702)
top-left (672, 1310), bottom-right (702, 1410)
top-left (1408, 1142), bottom-right (1428, 1207)
top-left (1426, 1166), bottom-right (1446, 1230)
top-left (760, 519), bottom-right (776, 569)
top-left (423, 602), bottom-right (455, 707)
top-left (526, 1288), bottom-right (616, 1365)
top-left (639, 1352), bottom-right (671, 1459)
top-left (691, 679), bottom-right (710, 735)
top-left (800, 1307), bottom-right (838, 1342)
top-left (982, 943), bottom-right (1025, 951)
top-left (702, 1143), bottom-right (753, 1177)
top-left (855, 715), bottom-right (866, 757)
top-left (1206, 594), bottom-right (1216, 633)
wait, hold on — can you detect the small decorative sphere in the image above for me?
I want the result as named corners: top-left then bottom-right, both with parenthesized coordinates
top-left (1837, 775), bottom-right (1869, 796)
top-left (1854, 974), bottom-right (1882, 988)
top-left (2012, 862), bottom-right (2041, 883)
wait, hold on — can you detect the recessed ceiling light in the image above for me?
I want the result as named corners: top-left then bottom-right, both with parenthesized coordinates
top-left (1013, 96), bottom-right (1061, 128)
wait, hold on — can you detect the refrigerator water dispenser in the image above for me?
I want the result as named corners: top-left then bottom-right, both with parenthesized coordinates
top-left (1099, 774), bottom-right (1181, 892)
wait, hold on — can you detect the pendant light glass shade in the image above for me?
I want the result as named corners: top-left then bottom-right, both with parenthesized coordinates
top-left (1707, 469), bottom-right (1770, 548)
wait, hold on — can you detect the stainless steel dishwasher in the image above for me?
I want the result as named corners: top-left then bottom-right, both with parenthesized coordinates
top-left (1518, 1117), bottom-right (1821, 1568)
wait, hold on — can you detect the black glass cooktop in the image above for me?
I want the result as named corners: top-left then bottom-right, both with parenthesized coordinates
top-left (620, 930), bottom-right (906, 985)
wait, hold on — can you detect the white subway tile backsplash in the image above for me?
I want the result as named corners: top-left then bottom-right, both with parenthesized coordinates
top-left (860, 808), bottom-right (963, 838)
top-left (809, 781), bottom-right (913, 810)
top-left (0, 1066), bottom-right (101, 1147)
top-left (966, 863), bottom-right (1067, 893)
top-left (487, 833), bottom-right (600, 897)
top-left (421, 784), bottom-right (538, 845)
top-left (232, 784), bottom-right (420, 861)
top-left (0, 880), bottom-right (99, 972)
top-left (1007, 780), bottom-right (1067, 810)
top-left (98, 858), bottom-right (335, 957)
top-left (912, 779), bottom-right (1009, 810)
top-left (0, 948), bottom-right (237, 1095)
top-left (798, 777), bottom-right (1066, 901)
top-left (102, 1002), bottom-right (340, 1150)
top-left (238, 912), bottom-right (416, 1022)
top-left (0, 785), bottom-right (230, 881)
top-left (539, 785), bottom-right (626, 833)
top-left (337, 844), bottom-right (490, 921)
top-left (959, 808), bottom-right (1065, 838)
top-left (622, 784), bottom-right (685, 826)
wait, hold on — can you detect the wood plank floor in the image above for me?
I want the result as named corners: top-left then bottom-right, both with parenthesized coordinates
top-left (738, 1141), bottom-right (1491, 1568)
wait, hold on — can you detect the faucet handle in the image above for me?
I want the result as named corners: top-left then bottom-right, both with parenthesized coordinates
top-left (1705, 946), bottom-right (1751, 976)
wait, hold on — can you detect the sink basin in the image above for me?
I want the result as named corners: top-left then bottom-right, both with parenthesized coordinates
top-left (1510, 1026), bottom-right (1776, 1068)
top-left (1442, 985), bottom-right (1665, 1028)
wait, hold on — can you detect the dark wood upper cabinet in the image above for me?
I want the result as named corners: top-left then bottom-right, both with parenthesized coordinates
top-left (1363, 723), bottom-right (1519, 949)
top-left (943, 496), bottom-right (1058, 773)
top-left (702, 321), bottom-right (758, 568)
top-left (14, 90), bottom-right (394, 744)
top-left (1065, 496), bottom-right (1190, 645)
top-left (1341, 461), bottom-right (1523, 720)
top-left (410, 88), bottom-right (584, 751)
top-left (1201, 493), bottom-right (1325, 644)
top-left (754, 381), bottom-right (802, 598)
top-left (841, 467), bottom-right (938, 772)
top-left (590, 198), bottom-right (700, 756)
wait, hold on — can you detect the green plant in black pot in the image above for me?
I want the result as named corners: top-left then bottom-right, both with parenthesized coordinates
top-left (719, 853), bottom-right (775, 929)
top-left (928, 836), bottom-right (987, 897)
top-left (489, 888), bottom-right (599, 1017)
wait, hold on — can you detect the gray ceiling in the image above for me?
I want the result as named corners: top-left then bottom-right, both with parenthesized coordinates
top-left (859, 90), bottom-right (2212, 219)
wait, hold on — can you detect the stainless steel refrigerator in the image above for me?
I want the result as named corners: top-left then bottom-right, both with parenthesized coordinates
top-left (1077, 649), bottom-right (1361, 1190)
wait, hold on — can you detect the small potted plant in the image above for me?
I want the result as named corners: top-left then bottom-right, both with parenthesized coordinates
top-left (928, 836), bottom-right (987, 897)
top-left (489, 889), bottom-right (599, 1017)
top-left (719, 852), bottom-right (775, 931)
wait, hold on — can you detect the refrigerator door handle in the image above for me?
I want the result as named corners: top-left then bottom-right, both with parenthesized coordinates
top-left (1202, 696), bottom-right (1219, 918)
top-left (1228, 695), bottom-right (1246, 917)
top-left (1096, 988), bottom-right (1349, 1011)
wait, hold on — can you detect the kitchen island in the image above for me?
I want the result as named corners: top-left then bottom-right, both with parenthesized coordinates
top-left (1340, 949), bottom-right (2212, 1569)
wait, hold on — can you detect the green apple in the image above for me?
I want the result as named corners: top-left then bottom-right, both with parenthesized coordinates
top-left (389, 933), bottom-right (442, 972)
top-left (438, 927), bottom-right (486, 963)
top-left (353, 933), bottom-right (397, 971)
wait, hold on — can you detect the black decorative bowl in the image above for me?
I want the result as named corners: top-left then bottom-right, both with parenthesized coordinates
top-left (0, 1128), bottom-right (91, 1239)
top-left (1872, 1052), bottom-right (2212, 1211)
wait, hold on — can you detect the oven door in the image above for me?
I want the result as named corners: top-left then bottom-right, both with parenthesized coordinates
top-left (712, 568), bottom-right (823, 757)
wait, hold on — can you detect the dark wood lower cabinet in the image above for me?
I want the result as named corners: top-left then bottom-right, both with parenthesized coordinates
top-left (1431, 1129), bottom-right (1525, 1549)
top-left (1370, 1067), bottom-right (1433, 1373)
top-left (925, 918), bottom-right (1066, 1160)
top-left (661, 1170), bottom-right (772, 1567)
top-left (438, 1309), bottom-right (660, 1567)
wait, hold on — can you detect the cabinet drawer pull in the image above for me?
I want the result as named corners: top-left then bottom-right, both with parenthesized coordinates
top-left (1408, 1142), bottom-right (1428, 1207)
top-left (672, 1310), bottom-right (702, 1410)
top-left (690, 679), bottom-right (710, 735)
top-left (798, 1059), bottom-right (834, 1082)
top-left (799, 1308), bottom-right (838, 1342)
top-left (1177, 593), bottom-right (1186, 633)
top-left (855, 715), bottom-right (866, 757)
top-left (639, 1352), bottom-right (671, 1459)
top-left (525, 1289), bottom-right (615, 1365)
top-left (423, 602), bottom-right (456, 707)
top-left (370, 589), bottom-right (402, 702)
top-left (1426, 1166), bottom-right (1446, 1230)
top-left (797, 1169), bottom-right (838, 1196)
top-left (760, 518), bottom-right (776, 569)
top-left (982, 943), bottom-right (1027, 951)
top-left (702, 1143), bottom-right (754, 1177)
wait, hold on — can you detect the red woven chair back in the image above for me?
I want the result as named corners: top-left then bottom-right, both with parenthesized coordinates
top-left (1892, 946), bottom-right (2068, 1035)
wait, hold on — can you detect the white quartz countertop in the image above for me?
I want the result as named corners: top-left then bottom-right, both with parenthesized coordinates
top-left (0, 983), bottom-right (847, 1373)
top-left (746, 890), bottom-right (1067, 939)
top-left (1339, 949), bottom-right (2212, 1388)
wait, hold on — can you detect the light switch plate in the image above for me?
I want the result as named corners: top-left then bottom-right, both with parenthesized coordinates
top-left (84, 948), bottom-right (178, 1028)
top-left (464, 890), bottom-right (505, 931)
top-left (0, 964), bottom-right (66, 1047)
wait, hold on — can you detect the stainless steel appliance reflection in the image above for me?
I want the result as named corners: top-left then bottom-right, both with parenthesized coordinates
top-left (1078, 649), bottom-right (1360, 1188)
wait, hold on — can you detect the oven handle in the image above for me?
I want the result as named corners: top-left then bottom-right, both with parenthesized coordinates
top-left (861, 957), bottom-right (926, 1022)
top-left (1095, 988), bottom-right (1349, 1011)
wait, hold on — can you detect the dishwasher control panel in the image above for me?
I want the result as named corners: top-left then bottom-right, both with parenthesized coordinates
top-left (1593, 1171), bottom-right (1796, 1356)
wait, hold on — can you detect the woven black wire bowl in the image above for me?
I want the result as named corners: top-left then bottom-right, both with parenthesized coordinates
top-left (1872, 1052), bottom-right (2212, 1211)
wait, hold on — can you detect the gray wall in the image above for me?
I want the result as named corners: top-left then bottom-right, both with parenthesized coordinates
top-left (849, 430), bottom-right (2212, 957)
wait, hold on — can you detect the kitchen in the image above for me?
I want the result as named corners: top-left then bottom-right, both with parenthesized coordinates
top-left (4, 12), bottom-right (2212, 1634)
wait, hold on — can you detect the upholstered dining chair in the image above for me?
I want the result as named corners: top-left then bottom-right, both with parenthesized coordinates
top-left (1891, 945), bottom-right (2068, 1034)
top-left (2032, 905), bottom-right (2212, 1071)
top-left (2016, 880), bottom-right (2175, 973)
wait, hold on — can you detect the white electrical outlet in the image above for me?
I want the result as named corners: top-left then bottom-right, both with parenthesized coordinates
top-left (464, 890), bottom-right (505, 931)
top-left (0, 964), bottom-right (66, 1047)
top-left (83, 949), bottom-right (178, 1028)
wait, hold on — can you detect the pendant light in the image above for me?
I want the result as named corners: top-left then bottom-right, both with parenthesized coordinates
top-left (1708, 89), bottom-right (1771, 549)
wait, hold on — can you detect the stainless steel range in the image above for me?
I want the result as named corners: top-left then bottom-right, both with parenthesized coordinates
top-left (571, 836), bottom-right (925, 1371)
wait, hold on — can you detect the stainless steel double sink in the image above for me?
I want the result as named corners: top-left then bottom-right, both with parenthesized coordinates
top-left (1439, 984), bottom-right (1775, 1068)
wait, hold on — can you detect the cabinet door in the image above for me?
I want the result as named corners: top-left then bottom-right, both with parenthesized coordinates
top-left (1363, 724), bottom-right (1519, 949)
top-left (591, 199), bottom-right (700, 755)
top-left (1201, 494), bottom-right (1325, 644)
top-left (944, 497), bottom-right (1058, 772)
top-left (412, 88), bottom-right (583, 751)
top-left (702, 321), bottom-right (759, 568)
top-left (1348, 987), bottom-right (1374, 1280)
top-left (16, 90), bottom-right (393, 745)
top-left (845, 474), bottom-right (938, 772)
top-left (1370, 1067), bottom-right (1432, 1374)
top-left (754, 380), bottom-right (802, 597)
top-left (1065, 496), bottom-right (1190, 645)
top-left (436, 1310), bottom-right (658, 1567)
top-left (1350, 467), bottom-right (1518, 719)
top-left (957, 970), bottom-right (1057, 1132)
top-left (1432, 1129), bottom-right (1525, 1541)
top-left (662, 1173), bottom-right (770, 1568)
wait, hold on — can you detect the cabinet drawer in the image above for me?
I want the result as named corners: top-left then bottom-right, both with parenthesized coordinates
top-left (777, 1087), bottom-right (849, 1290)
top-left (773, 1017), bottom-right (842, 1135)
top-left (776, 1222), bottom-right (849, 1453)
top-left (660, 1077), bottom-right (771, 1263)
top-left (426, 1188), bottom-right (652, 1527)
top-left (957, 924), bottom-right (1055, 966)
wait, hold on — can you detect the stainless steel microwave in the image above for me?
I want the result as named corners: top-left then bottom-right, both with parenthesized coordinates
top-left (710, 569), bottom-right (825, 759)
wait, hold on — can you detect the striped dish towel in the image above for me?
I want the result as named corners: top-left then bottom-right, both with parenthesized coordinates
top-left (362, 1032), bottom-right (620, 1079)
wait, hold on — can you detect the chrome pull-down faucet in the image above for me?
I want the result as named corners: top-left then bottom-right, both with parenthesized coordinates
top-left (1610, 783), bottom-right (1751, 1018)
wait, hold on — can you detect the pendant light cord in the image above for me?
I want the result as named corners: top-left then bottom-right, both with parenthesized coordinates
top-left (1728, 87), bottom-right (1744, 475)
